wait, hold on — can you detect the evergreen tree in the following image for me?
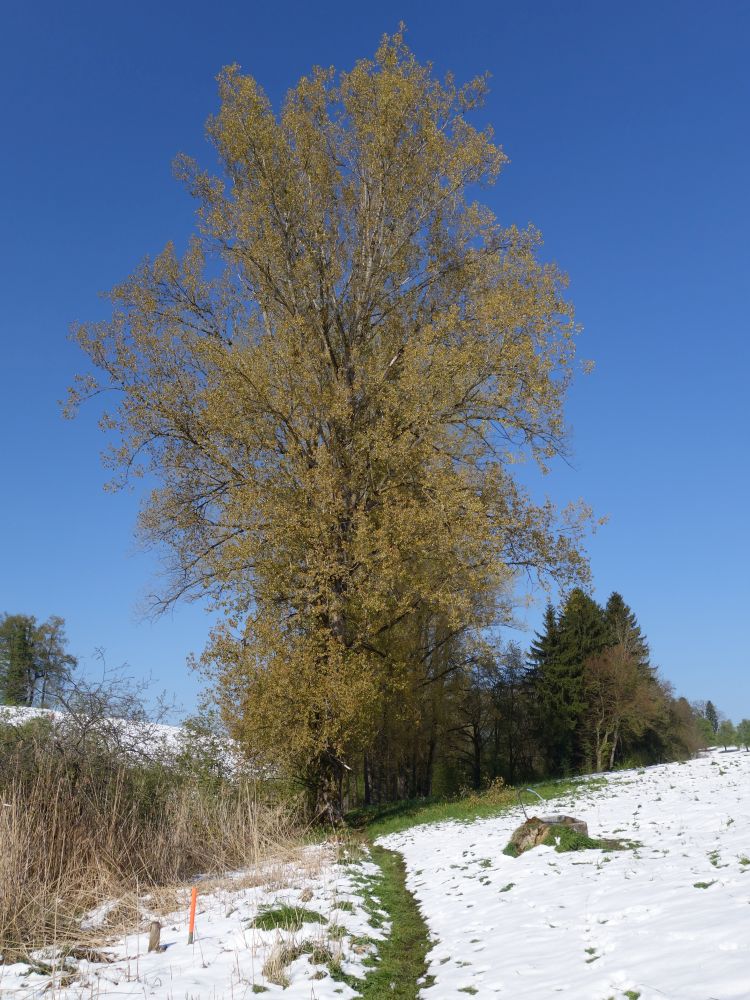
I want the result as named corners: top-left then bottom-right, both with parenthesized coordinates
top-left (528, 603), bottom-right (559, 677)
top-left (555, 589), bottom-right (608, 768)
top-left (530, 590), bottom-right (607, 774)
top-left (705, 700), bottom-right (719, 734)
top-left (528, 602), bottom-right (562, 772)
top-left (0, 614), bottom-right (37, 705)
top-left (604, 593), bottom-right (650, 675)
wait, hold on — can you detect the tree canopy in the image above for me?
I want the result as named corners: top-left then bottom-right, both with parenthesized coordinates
top-left (0, 614), bottom-right (76, 707)
top-left (68, 31), bottom-right (596, 811)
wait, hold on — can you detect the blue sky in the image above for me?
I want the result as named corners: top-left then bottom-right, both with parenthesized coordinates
top-left (1, 1), bottom-right (748, 719)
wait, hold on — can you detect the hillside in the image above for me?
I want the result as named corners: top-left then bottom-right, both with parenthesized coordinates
top-left (2, 750), bottom-right (749, 998)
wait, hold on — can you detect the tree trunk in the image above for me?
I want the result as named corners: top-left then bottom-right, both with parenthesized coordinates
top-left (472, 730), bottom-right (483, 790)
top-left (609, 725), bottom-right (619, 770)
top-left (363, 753), bottom-right (371, 806)
top-left (310, 752), bottom-right (345, 824)
top-left (424, 736), bottom-right (436, 797)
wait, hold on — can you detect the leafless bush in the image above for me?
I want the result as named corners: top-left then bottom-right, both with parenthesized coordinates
top-left (0, 707), bottom-right (301, 963)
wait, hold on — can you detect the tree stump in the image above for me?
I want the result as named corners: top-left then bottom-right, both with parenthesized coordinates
top-left (507, 815), bottom-right (588, 855)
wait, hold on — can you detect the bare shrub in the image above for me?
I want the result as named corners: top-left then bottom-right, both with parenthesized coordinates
top-left (0, 717), bottom-right (302, 963)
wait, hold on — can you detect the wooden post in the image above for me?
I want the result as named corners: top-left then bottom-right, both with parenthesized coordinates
top-left (187, 887), bottom-right (198, 944)
top-left (147, 921), bottom-right (161, 953)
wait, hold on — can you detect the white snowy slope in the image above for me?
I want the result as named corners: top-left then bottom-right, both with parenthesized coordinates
top-left (0, 846), bottom-right (387, 999)
top-left (3, 750), bottom-right (748, 998)
top-left (0, 706), bottom-right (186, 755)
top-left (379, 749), bottom-right (750, 999)
top-left (0, 706), bottom-right (238, 769)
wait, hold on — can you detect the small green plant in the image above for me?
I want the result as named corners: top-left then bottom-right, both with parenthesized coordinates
top-left (251, 905), bottom-right (327, 931)
top-left (307, 944), bottom-right (334, 964)
top-left (693, 880), bottom-right (716, 889)
top-left (543, 825), bottom-right (632, 854)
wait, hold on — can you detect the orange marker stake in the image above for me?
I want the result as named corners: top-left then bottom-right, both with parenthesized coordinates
top-left (187, 887), bottom-right (198, 944)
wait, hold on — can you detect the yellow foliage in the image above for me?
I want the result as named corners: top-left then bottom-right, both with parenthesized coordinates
top-left (68, 31), bottom-right (591, 807)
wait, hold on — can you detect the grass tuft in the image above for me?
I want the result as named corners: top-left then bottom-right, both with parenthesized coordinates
top-left (251, 905), bottom-right (327, 931)
top-left (542, 824), bottom-right (632, 854)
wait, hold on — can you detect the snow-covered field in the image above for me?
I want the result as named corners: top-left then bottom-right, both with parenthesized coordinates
top-left (382, 749), bottom-right (750, 999)
top-left (2, 750), bottom-right (748, 998)
top-left (0, 846), bottom-right (385, 999)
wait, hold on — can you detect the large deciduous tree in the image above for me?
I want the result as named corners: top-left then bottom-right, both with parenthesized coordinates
top-left (582, 642), bottom-right (658, 771)
top-left (68, 32), bottom-right (591, 813)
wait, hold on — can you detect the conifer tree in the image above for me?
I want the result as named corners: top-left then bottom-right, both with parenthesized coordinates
top-left (604, 592), bottom-right (650, 675)
top-left (553, 589), bottom-right (608, 768)
top-left (0, 614), bottom-right (36, 705)
top-left (528, 602), bottom-right (564, 772)
top-left (528, 603), bottom-right (559, 676)
top-left (705, 700), bottom-right (719, 735)
top-left (529, 591), bottom-right (607, 773)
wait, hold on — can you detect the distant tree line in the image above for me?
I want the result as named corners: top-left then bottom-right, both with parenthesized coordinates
top-left (692, 698), bottom-right (750, 752)
top-left (357, 589), bottom-right (714, 806)
top-left (3, 597), bottom-right (743, 811)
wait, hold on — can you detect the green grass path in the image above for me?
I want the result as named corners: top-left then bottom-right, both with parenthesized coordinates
top-left (348, 774), bottom-right (610, 996)
top-left (357, 846), bottom-right (431, 998)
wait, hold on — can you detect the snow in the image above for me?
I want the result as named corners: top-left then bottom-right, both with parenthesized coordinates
top-left (0, 846), bottom-right (386, 998)
top-left (2, 750), bottom-right (749, 998)
top-left (379, 749), bottom-right (750, 999)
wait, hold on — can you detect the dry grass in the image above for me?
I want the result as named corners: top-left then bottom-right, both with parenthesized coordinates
top-left (0, 734), bottom-right (303, 964)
